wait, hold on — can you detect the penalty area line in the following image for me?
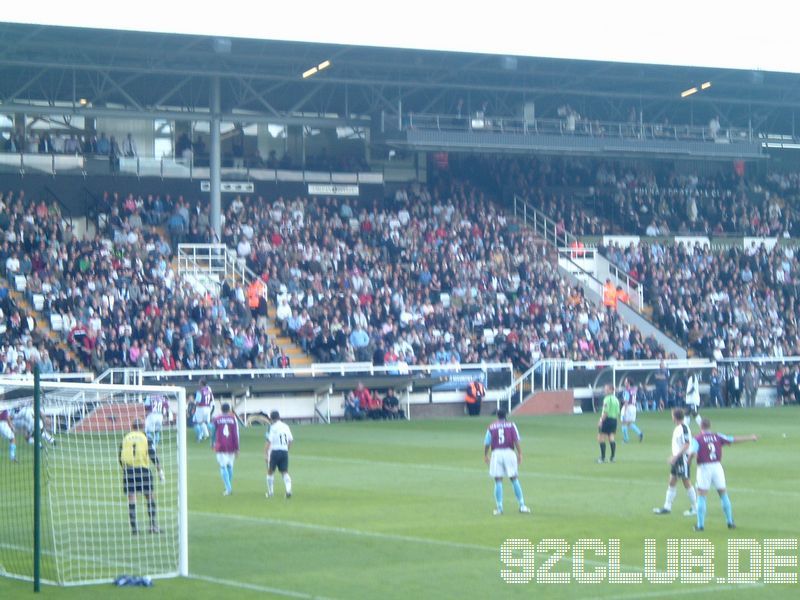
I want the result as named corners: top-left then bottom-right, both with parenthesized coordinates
top-left (293, 454), bottom-right (800, 498)
top-left (191, 510), bottom-right (647, 571)
top-left (188, 573), bottom-right (338, 600)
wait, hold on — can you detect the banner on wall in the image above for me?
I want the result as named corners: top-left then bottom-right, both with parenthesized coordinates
top-left (201, 181), bottom-right (254, 193)
top-left (308, 183), bottom-right (359, 196)
top-left (432, 369), bottom-right (487, 392)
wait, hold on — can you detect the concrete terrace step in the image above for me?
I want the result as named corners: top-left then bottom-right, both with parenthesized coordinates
top-left (7, 287), bottom-right (82, 367)
top-left (174, 245), bottom-right (316, 367)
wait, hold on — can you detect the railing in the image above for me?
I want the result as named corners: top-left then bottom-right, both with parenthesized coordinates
top-left (177, 244), bottom-right (248, 291)
top-left (402, 112), bottom-right (757, 145)
top-left (43, 185), bottom-right (74, 229)
top-left (597, 255), bottom-right (645, 311)
top-left (0, 151), bottom-right (383, 183)
top-left (506, 359), bottom-right (568, 410)
top-left (504, 356), bottom-right (800, 411)
top-left (513, 195), bottom-right (578, 249)
top-left (0, 372), bottom-right (95, 385)
top-left (716, 356), bottom-right (800, 390)
top-left (513, 196), bottom-right (644, 310)
top-left (506, 357), bottom-right (717, 408)
top-left (137, 361), bottom-right (513, 384)
top-left (0, 152), bottom-right (85, 174)
top-left (94, 368), bottom-right (143, 386)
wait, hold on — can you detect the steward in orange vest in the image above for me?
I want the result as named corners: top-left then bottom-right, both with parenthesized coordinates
top-left (465, 379), bottom-right (486, 416)
top-left (602, 279), bottom-right (617, 310)
top-left (615, 285), bottom-right (629, 307)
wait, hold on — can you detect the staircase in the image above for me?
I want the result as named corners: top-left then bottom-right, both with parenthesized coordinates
top-left (512, 196), bottom-right (687, 358)
top-left (176, 244), bottom-right (312, 367)
top-left (5, 285), bottom-right (83, 369)
top-left (266, 306), bottom-right (312, 367)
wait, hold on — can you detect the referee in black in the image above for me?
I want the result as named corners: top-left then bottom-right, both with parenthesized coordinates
top-left (119, 419), bottom-right (164, 534)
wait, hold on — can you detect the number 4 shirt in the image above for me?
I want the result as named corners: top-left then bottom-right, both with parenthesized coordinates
top-left (213, 414), bottom-right (240, 453)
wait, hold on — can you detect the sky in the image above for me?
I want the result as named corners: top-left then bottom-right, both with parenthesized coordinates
top-left (3, 0), bottom-right (799, 74)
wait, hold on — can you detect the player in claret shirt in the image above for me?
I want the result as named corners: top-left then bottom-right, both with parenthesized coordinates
top-left (212, 403), bottom-right (240, 496)
top-left (0, 407), bottom-right (17, 462)
top-left (144, 394), bottom-right (169, 447)
top-left (483, 409), bottom-right (531, 516)
top-left (689, 418), bottom-right (757, 531)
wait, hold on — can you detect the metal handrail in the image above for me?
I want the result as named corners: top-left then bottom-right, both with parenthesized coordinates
top-left (403, 112), bottom-right (757, 144)
top-left (513, 195), bottom-right (645, 310)
top-left (139, 361), bottom-right (514, 382)
top-left (177, 243), bottom-right (248, 289)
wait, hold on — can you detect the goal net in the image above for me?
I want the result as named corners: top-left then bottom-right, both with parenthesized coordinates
top-left (0, 379), bottom-right (187, 586)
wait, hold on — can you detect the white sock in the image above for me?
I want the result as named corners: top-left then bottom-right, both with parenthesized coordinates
top-left (694, 414), bottom-right (702, 427)
top-left (687, 487), bottom-right (697, 511)
top-left (664, 486), bottom-right (677, 510)
top-left (283, 474), bottom-right (292, 495)
top-left (202, 424), bottom-right (210, 439)
top-left (267, 475), bottom-right (274, 495)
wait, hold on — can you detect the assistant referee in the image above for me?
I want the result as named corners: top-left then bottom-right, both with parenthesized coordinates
top-left (119, 419), bottom-right (164, 534)
top-left (597, 384), bottom-right (620, 463)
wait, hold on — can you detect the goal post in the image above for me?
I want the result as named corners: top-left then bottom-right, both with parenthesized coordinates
top-left (0, 377), bottom-right (187, 586)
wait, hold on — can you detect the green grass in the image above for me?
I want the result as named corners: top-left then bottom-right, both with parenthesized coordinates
top-left (2, 407), bottom-right (799, 598)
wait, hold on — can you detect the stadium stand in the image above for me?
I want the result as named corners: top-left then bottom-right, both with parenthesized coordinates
top-left (1, 174), bottom-right (670, 376)
top-left (221, 176), bottom-right (667, 370)
top-left (600, 239), bottom-right (800, 359)
top-left (452, 155), bottom-right (799, 237)
top-left (0, 188), bottom-right (309, 375)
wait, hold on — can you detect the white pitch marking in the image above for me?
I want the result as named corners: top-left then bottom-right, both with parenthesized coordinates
top-left (189, 573), bottom-right (337, 600)
top-left (292, 454), bottom-right (800, 498)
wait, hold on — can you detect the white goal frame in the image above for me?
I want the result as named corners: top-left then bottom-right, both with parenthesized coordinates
top-left (0, 379), bottom-right (188, 585)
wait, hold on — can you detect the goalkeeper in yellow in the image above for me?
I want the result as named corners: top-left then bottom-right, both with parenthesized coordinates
top-left (119, 419), bottom-right (164, 534)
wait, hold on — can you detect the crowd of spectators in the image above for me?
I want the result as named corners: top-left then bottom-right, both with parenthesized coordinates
top-left (601, 239), bottom-right (800, 359)
top-left (14, 161), bottom-right (800, 378)
top-left (449, 155), bottom-right (800, 238)
top-left (2, 128), bottom-right (139, 159)
top-left (0, 188), bottom-right (300, 376)
top-left (344, 382), bottom-right (404, 420)
top-left (0, 190), bottom-right (77, 373)
top-left (598, 168), bottom-right (799, 238)
top-left (219, 176), bottom-right (666, 372)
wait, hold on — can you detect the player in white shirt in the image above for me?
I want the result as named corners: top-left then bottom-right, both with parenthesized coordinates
top-left (0, 408), bottom-right (17, 462)
top-left (14, 404), bottom-right (54, 445)
top-left (264, 411), bottom-right (293, 499)
top-left (620, 400), bottom-right (643, 443)
top-left (144, 394), bottom-right (169, 447)
top-left (620, 379), bottom-right (643, 443)
top-left (685, 372), bottom-right (702, 428)
top-left (653, 408), bottom-right (698, 516)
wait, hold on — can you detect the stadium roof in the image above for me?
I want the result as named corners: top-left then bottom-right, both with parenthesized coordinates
top-left (1, 22), bottom-right (799, 136)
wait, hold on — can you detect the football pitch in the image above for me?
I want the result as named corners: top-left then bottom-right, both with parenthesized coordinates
top-left (1, 407), bottom-right (798, 599)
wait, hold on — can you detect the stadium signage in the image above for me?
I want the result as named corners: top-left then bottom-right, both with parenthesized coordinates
top-left (432, 369), bottom-right (487, 392)
top-left (500, 538), bottom-right (798, 585)
top-left (200, 181), bottom-right (255, 193)
top-left (307, 183), bottom-right (359, 197)
top-left (742, 237), bottom-right (778, 252)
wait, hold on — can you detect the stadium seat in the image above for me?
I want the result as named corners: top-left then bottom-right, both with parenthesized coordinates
top-left (50, 313), bottom-right (64, 332)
